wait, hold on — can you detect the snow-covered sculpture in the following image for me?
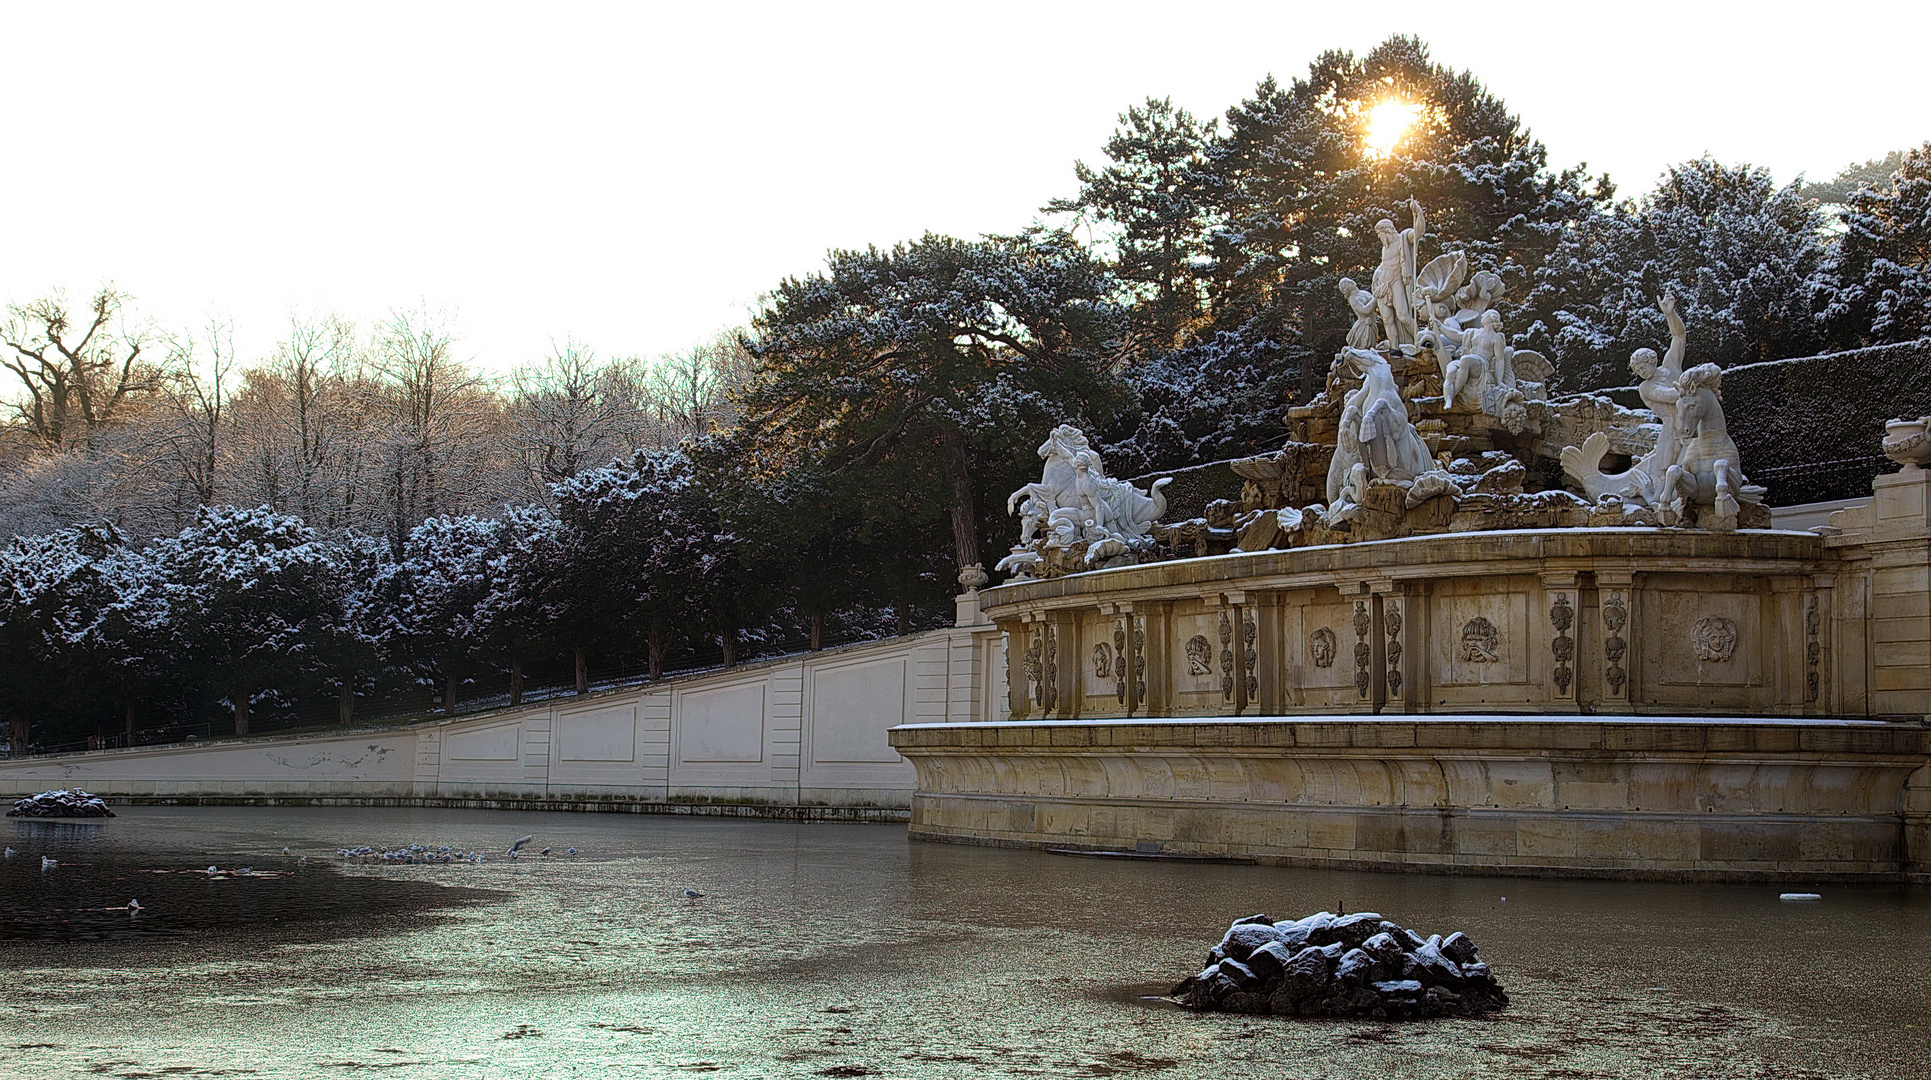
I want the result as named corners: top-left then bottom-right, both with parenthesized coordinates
top-left (1338, 277), bottom-right (1379, 349)
top-left (1372, 199), bottom-right (1427, 346)
top-left (1323, 348), bottom-right (1461, 518)
top-left (1659, 363), bottom-right (1754, 525)
top-left (997, 424), bottom-right (1172, 577)
top-left (1563, 294), bottom-right (1686, 504)
top-left (1560, 294), bottom-right (1764, 530)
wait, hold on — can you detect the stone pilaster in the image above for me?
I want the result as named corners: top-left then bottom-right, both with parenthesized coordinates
top-left (1596, 569), bottom-right (1634, 712)
top-left (1541, 572), bottom-right (1580, 712)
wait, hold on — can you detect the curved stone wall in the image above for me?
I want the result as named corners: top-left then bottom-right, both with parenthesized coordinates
top-left (983, 529), bottom-right (1841, 720)
top-left (889, 717), bottom-right (1931, 881)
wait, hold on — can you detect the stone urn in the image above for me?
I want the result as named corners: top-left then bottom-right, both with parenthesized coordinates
top-left (1883, 417), bottom-right (1931, 469)
top-left (956, 563), bottom-right (990, 592)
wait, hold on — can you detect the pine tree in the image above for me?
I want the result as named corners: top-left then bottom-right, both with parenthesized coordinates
top-left (1821, 143), bottom-right (1931, 347)
top-left (1525, 157), bottom-right (1829, 388)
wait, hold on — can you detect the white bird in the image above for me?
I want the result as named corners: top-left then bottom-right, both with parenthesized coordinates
top-left (206, 865), bottom-right (219, 875)
top-left (3, 847), bottom-right (14, 858)
top-left (127, 899), bottom-right (142, 913)
top-left (508, 835), bottom-right (533, 855)
top-left (282, 846), bottom-right (291, 855)
top-left (566, 847), bottom-right (578, 855)
top-left (683, 887), bottom-right (705, 900)
top-left (40, 856), bottom-right (57, 870)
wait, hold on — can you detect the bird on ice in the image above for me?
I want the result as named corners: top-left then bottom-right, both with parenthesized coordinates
top-left (538, 847), bottom-right (551, 856)
top-left (566, 847), bottom-right (578, 855)
top-left (122, 899), bottom-right (142, 913)
top-left (205, 865), bottom-right (219, 875)
top-left (507, 835), bottom-right (534, 855)
top-left (3, 847), bottom-right (14, 858)
top-left (40, 856), bottom-right (57, 870)
top-left (683, 888), bottom-right (705, 900)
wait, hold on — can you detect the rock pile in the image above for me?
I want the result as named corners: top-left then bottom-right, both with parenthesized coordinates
top-left (7, 789), bottom-right (116, 818)
top-left (1172, 911), bottom-right (1507, 1019)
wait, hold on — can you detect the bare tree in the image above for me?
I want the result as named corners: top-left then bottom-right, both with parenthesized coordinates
top-left (641, 330), bottom-right (753, 447)
top-left (370, 309), bottom-right (505, 549)
top-left (507, 338), bottom-right (641, 492)
top-left (1, 288), bottom-right (163, 449)
top-left (149, 318), bottom-right (235, 520)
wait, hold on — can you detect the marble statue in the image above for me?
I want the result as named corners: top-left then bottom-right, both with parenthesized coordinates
top-left (997, 424), bottom-right (1172, 576)
top-left (1659, 362), bottom-right (1752, 524)
top-left (1327, 347), bottom-right (1440, 505)
top-left (1562, 294), bottom-right (1687, 504)
top-left (1339, 277), bottom-right (1379, 349)
top-left (1560, 294), bottom-right (1762, 529)
top-left (1372, 199), bottom-right (1426, 346)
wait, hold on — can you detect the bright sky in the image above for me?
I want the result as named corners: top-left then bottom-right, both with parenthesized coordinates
top-left (3, 2), bottom-right (1925, 373)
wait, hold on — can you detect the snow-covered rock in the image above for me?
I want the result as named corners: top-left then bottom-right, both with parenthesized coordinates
top-left (1171, 910), bottom-right (1508, 1019)
top-left (7, 789), bottom-right (115, 818)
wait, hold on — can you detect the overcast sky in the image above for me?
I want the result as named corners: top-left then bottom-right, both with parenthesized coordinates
top-left (3, 2), bottom-right (1925, 373)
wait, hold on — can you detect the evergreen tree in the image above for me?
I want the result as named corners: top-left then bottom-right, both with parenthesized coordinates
top-left (1047, 98), bottom-right (1221, 350)
top-left (738, 231), bottom-right (1130, 577)
top-left (1525, 157), bottom-right (1829, 388)
top-left (1820, 142), bottom-right (1931, 347)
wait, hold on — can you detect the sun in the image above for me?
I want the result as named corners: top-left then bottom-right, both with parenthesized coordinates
top-left (1364, 97), bottom-right (1422, 157)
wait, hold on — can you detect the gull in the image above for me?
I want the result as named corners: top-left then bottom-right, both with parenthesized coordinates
top-left (41, 856), bottom-right (57, 870)
top-left (508, 835), bottom-right (533, 855)
top-left (566, 847), bottom-right (578, 855)
top-left (539, 847), bottom-right (551, 856)
top-left (3, 847), bottom-right (14, 858)
top-left (683, 888), bottom-right (705, 900)
top-left (127, 899), bottom-right (142, 913)
top-left (282, 846), bottom-right (291, 855)
top-left (206, 865), bottom-right (220, 875)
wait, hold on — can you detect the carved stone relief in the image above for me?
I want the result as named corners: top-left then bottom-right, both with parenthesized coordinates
top-left (1310, 627), bottom-right (1338, 668)
top-left (1243, 612), bottom-right (1259, 703)
top-left (1550, 594), bottom-right (1575, 695)
top-left (1692, 616), bottom-right (1738, 663)
top-left (1353, 601), bottom-right (1373, 698)
top-left (1459, 617), bottom-right (1500, 663)
top-left (1092, 642), bottom-right (1112, 681)
top-left (1113, 622), bottom-right (1128, 705)
top-left (1185, 634), bottom-right (1213, 677)
top-left (1219, 612), bottom-right (1236, 702)
top-left (1602, 594), bottom-right (1629, 697)
top-left (1385, 602), bottom-right (1404, 697)
top-left (1041, 625), bottom-right (1060, 711)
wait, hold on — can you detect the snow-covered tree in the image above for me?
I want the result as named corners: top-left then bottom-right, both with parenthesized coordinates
top-left (1523, 158), bottom-right (1829, 389)
top-left (126, 507), bottom-right (335, 735)
top-left (1820, 142), bottom-right (1931, 347)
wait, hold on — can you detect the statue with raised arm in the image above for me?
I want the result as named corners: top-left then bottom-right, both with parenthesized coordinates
top-left (1561, 293), bottom-right (1689, 503)
top-left (1371, 198), bottom-right (1426, 346)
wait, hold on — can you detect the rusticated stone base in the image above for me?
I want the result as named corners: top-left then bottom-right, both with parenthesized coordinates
top-left (890, 717), bottom-right (1931, 882)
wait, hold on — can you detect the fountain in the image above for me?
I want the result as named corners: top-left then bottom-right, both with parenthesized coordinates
top-left (892, 199), bottom-right (1931, 881)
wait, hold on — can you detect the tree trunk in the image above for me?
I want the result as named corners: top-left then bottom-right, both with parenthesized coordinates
top-left (338, 680), bottom-right (355, 725)
top-left (233, 694), bottom-right (250, 736)
top-left (574, 647), bottom-right (588, 694)
top-left (510, 656), bottom-right (524, 706)
top-left (124, 702), bottom-right (134, 746)
top-left (445, 674), bottom-right (459, 714)
top-left (941, 428), bottom-right (980, 572)
top-left (720, 621), bottom-right (738, 669)
top-left (810, 611), bottom-right (824, 651)
top-left (647, 624), bottom-right (665, 681)
top-left (7, 714), bottom-right (24, 756)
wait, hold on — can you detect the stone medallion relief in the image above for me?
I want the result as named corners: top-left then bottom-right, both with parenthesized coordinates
top-left (1692, 616), bottom-right (1738, 662)
top-left (1185, 634), bottom-right (1213, 676)
top-left (1459, 617), bottom-right (1500, 663)
top-left (1310, 627), bottom-right (1338, 668)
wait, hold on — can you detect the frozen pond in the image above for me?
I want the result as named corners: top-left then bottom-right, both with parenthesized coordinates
top-left (2, 805), bottom-right (1926, 1079)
